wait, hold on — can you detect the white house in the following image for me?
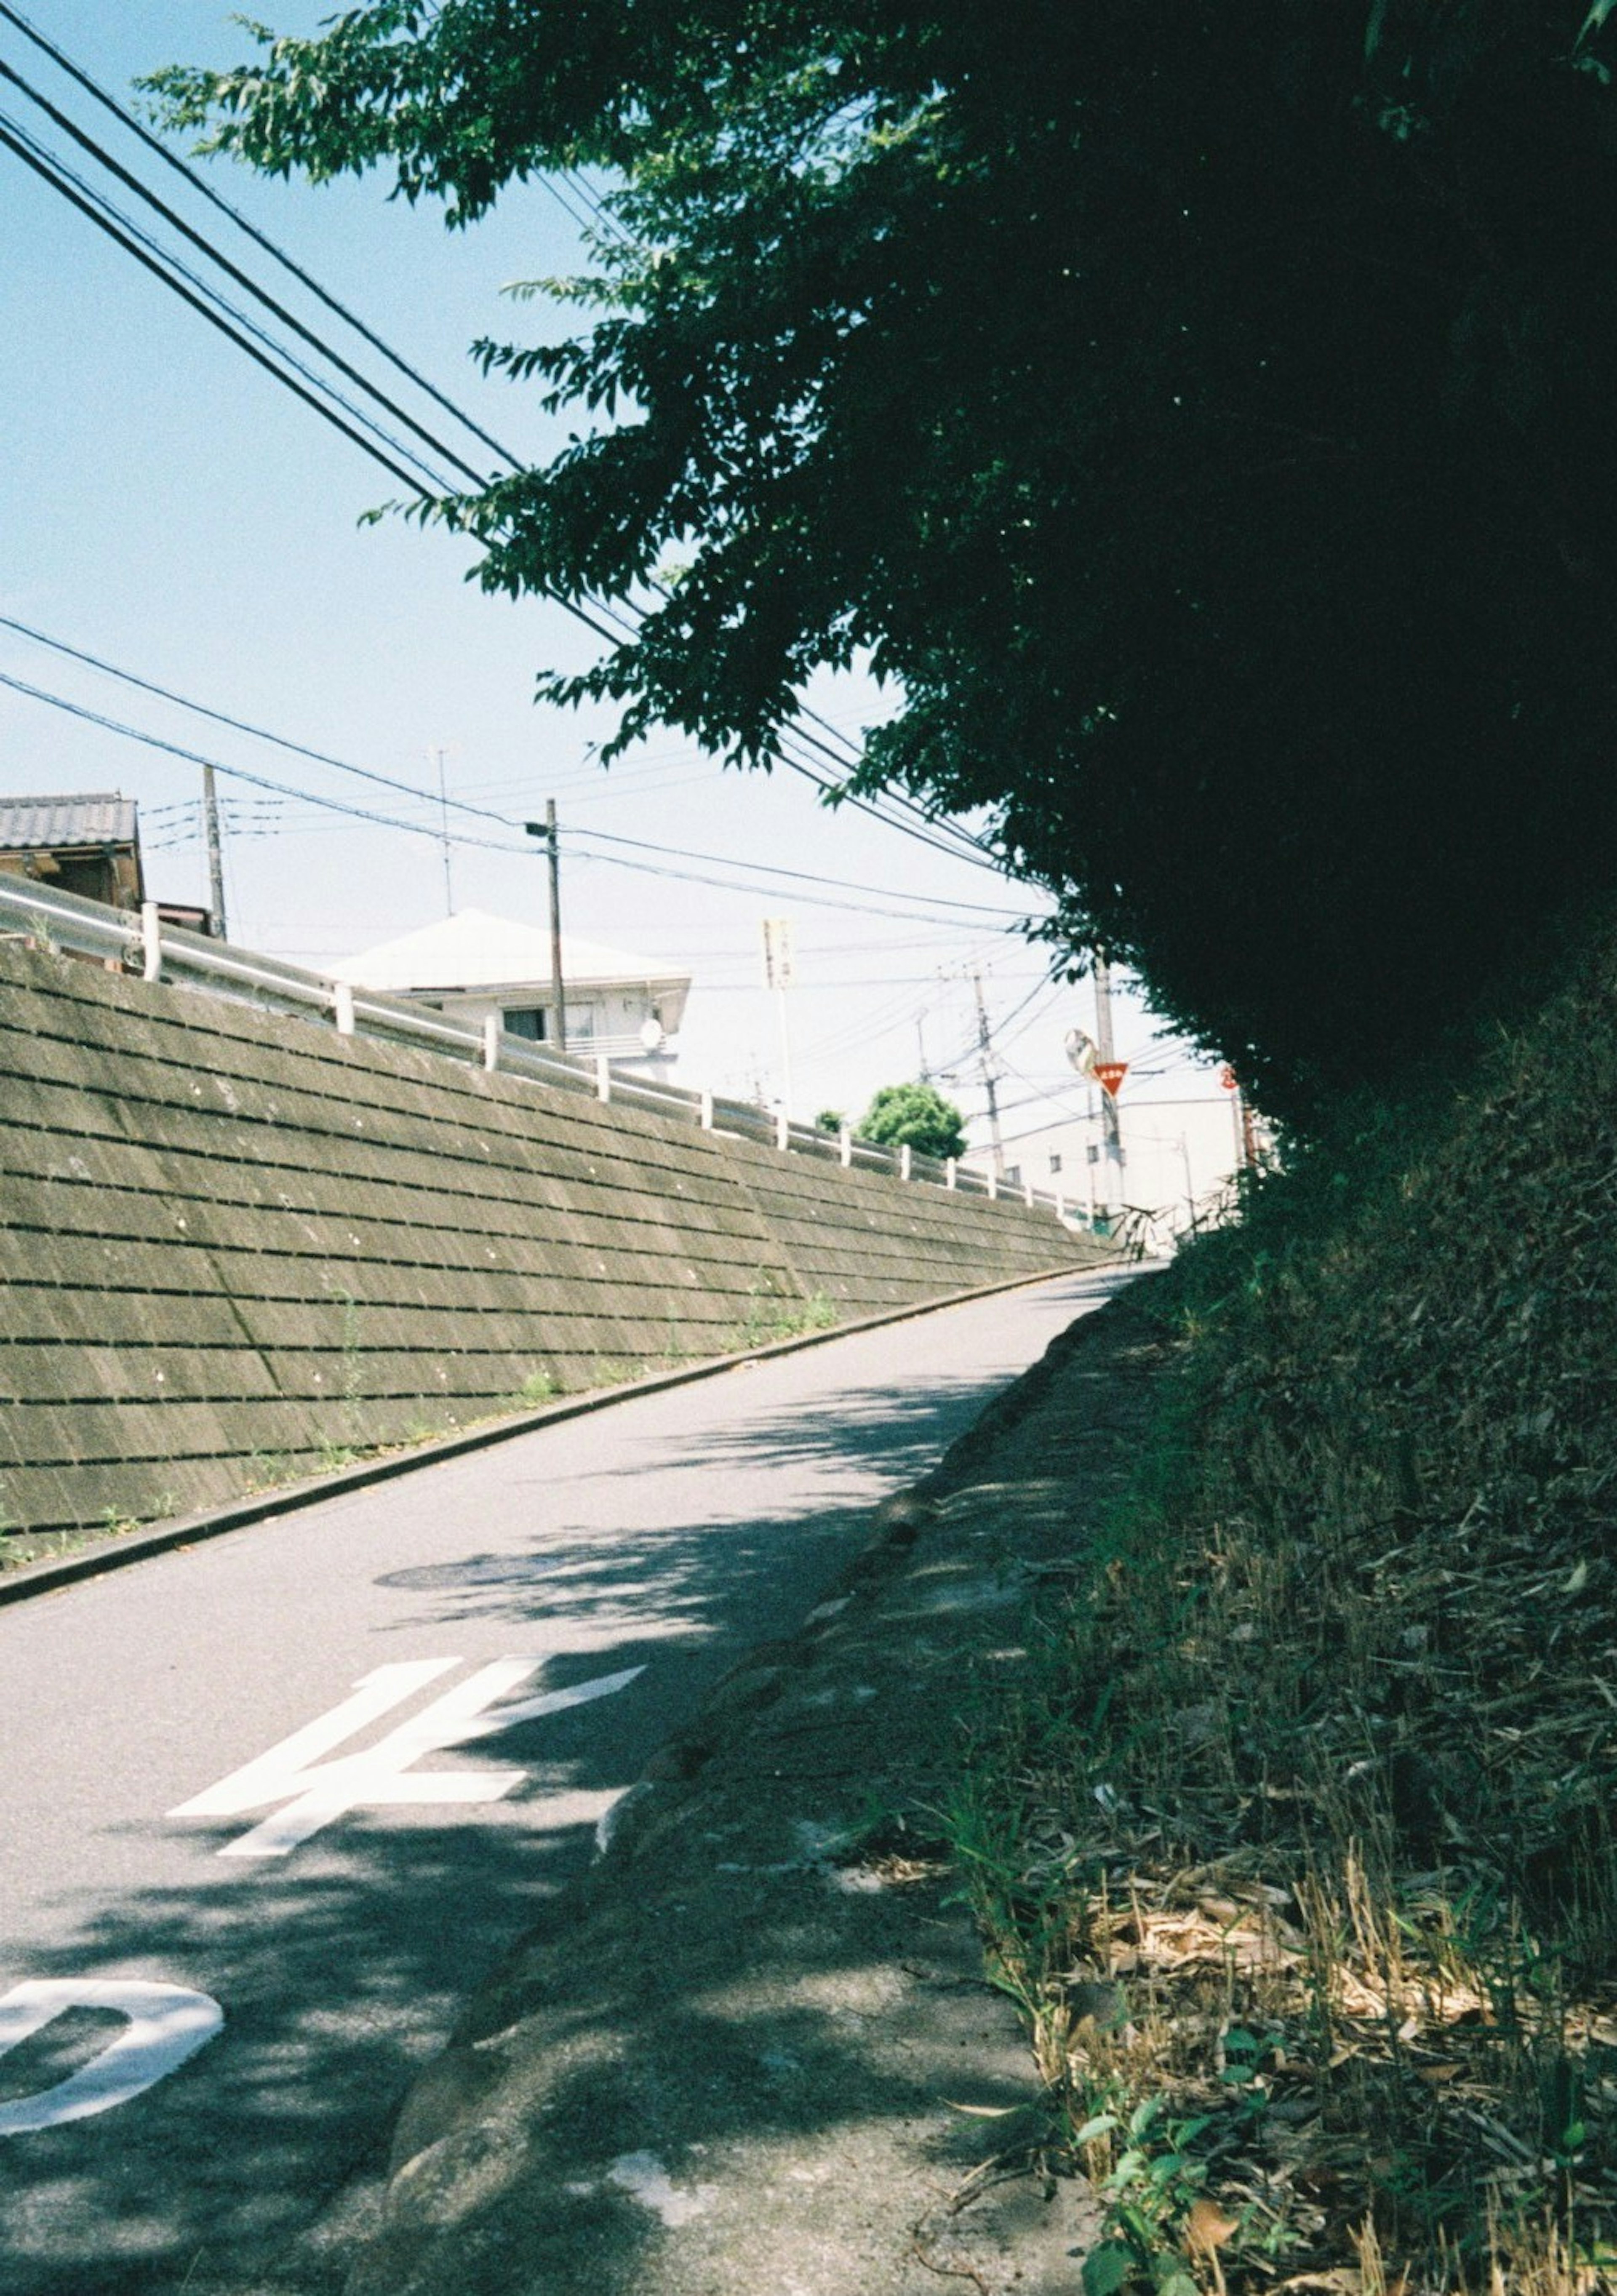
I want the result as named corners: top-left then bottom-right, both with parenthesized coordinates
top-left (332, 910), bottom-right (691, 1074)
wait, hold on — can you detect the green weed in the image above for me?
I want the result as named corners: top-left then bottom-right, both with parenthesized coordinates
top-left (946, 910), bottom-right (1617, 2289)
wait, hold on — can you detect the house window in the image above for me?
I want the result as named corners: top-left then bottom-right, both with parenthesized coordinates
top-left (1003, 1164), bottom-right (1021, 1186)
top-left (503, 1003), bottom-right (596, 1045)
top-left (1049, 1152), bottom-right (1063, 1175)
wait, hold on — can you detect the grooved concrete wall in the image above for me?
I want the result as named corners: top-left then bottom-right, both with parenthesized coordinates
top-left (0, 945), bottom-right (1101, 1534)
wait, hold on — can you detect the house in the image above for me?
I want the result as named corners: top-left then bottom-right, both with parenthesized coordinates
top-left (331, 909), bottom-right (691, 1073)
top-left (0, 792), bottom-right (144, 910)
top-left (966, 1090), bottom-right (1256, 1239)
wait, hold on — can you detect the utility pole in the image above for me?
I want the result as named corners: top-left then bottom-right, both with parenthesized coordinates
top-left (1093, 952), bottom-right (1124, 1211)
top-left (761, 918), bottom-right (794, 1115)
top-left (524, 803), bottom-right (566, 1052)
top-left (1230, 1078), bottom-right (1248, 1171)
top-left (201, 764), bottom-right (227, 941)
top-left (915, 1009), bottom-right (930, 1083)
top-left (434, 748), bottom-right (454, 916)
top-left (971, 972), bottom-right (1004, 1176)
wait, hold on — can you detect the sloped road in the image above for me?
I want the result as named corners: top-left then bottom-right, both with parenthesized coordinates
top-left (0, 1267), bottom-right (1128, 2294)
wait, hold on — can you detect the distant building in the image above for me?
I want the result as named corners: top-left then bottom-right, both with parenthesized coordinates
top-left (0, 793), bottom-right (144, 910)
top-left (332, 909), bottom-right (692, 1074)
top-left (967, 1090), bottom-right (1255, 1241)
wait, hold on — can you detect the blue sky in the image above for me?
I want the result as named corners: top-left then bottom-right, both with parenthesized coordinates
top-left (0, 0), bottom-right (1206, 1131)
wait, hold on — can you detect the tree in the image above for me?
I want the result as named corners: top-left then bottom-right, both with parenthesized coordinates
top-left (858, 1083), bottom-right (966, 1163)
top-left (151, 6), bottom-right (1617, 1123)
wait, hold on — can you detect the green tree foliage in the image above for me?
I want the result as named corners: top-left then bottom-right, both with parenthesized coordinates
top-left (151, 5), bottom-right (1617, 1121)
top-left (858, 1082), bottom-right (966, 1161)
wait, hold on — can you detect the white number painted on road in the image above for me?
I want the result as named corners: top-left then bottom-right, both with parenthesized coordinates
top-left (0, 1980), bottom-right (222, 2135)
top-left (170, 1658), bottom-right (644, 1858)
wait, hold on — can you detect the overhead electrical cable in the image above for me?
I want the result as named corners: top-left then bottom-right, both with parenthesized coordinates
top-left (0, 52), bottom-right (495, 493)
top-left (0, 17), bottom-right (1027, 889)
top-left (564, 822), bottom-right (1025, 918)
top-left (0, 114), bottom-right (446, 501)
top-left (0, 119), bottom-right (630, 648)
top-left (0, 0), bottom-right (520, 471)
top-left (0, 669), bottom-right (1030, 929)
top-left (535, 171), bottom-right (600, 239)
top-left (0, 612), bottom-right (1026, 919)
top-left (0, 613), bottom-right (525, 831)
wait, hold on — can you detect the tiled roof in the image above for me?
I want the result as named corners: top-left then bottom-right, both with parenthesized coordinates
top-left (0, 793), bottom-right (138, 851)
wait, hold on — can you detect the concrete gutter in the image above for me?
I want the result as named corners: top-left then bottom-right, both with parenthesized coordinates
top-left (0, 1258), bottom-right (1117, 1610)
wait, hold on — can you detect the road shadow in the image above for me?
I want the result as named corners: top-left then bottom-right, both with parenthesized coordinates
top-left (0, 1273), bottom-right (1136, 2292)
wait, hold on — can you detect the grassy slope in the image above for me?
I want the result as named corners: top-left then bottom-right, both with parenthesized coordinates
top-left (954, 925), bottom-right (1617, 2293)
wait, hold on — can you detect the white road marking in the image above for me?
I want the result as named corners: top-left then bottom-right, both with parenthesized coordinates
top-left (170, 1658), bottom-right (645, 1858)
top-left (0, 1979), bottom-right (223, 2134)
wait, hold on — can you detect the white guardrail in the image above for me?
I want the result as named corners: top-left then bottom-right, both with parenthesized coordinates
top-left (0, 876), bottom-right (1087, 1225)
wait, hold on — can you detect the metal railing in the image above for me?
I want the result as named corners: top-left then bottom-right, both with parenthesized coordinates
top-left (0, 874), bottom-right (1089, 1227)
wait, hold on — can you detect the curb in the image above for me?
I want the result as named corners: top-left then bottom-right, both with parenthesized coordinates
top-left (337, 1274), bottom-right (1166, 2296)
top-left (592, 1272), bottom-right (1157, 1844)
top-left (0, 1256), bottom-right (1121, 1610)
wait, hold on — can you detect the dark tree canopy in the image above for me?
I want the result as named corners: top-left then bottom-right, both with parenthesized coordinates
top-left (152, 4), bottom-right (1617, 1122)
top-left (858, 1082), bottom-right (967, 1162)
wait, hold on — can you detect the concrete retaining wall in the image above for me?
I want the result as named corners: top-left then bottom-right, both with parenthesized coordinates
top-left (0, 944), bottom-right (1100, 1534)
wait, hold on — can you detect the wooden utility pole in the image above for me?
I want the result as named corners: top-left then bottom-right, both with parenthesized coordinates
top-left (545, 798), bottom-right (565, 1052)
top-left (524, 803), bottom-right (567, 1052)
top-left (201, 764), bottom-right (227, 940)
top-left (434, 748), bottom-right (454, 917)
top-left (972, 972), bottom-right (1004, 1176)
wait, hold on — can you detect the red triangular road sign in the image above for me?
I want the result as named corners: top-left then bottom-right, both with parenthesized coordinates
top-left (1094, 1060), bottom-right (1128, 1099)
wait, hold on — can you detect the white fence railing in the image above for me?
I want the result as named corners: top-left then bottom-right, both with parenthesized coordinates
top-left (0, 875), bottom-right (1090, 1228)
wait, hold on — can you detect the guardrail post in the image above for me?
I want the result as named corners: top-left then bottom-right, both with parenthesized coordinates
top-left (945, 1157), bottom-right (957, 1190)
top-left (775, 1108), bottom-right (789, 1152)
top-left (595, 1054), bottom-right (612, 1103)
top-left (334, 980), bottom-right (356, 1036)
top-left (1054, 1189), bottom-right (1065, 1223)
top-left (987, 1168), bottom-right (998, 1201)
top-left (899, 1142), bottom-right (912, 1181)
top-left (1024, 1175), bottom-right (1034, 1208)
top-left (141, 901), bottom-right (163, 984)
top-left (700, 1089), bottom-right (715, 1130)
top-left (839, 1124), bottom-right (851, 1169)
top-left (482, 1013), bottom-right (500, 1071)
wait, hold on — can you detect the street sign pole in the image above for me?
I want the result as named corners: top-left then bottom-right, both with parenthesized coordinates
top-left (1093, 955), bottom-right (1124, 1211)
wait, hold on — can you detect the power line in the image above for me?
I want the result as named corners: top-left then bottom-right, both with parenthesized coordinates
top-left (0, 612), bottom-right (1026, 920)
top-left (0, 0), bottom-right (521, 473)
top-left (0, 667), bottom-right (1032, 929)
top-left (0, 113), bottom-right (443, 500)
top-left (0, 18), bottom-right (1022, 889)
top-left (0, 112), bottom-right (630, 651)
top-left (0, 614), bottom-right (518, 830)
top-left (566, 822), bottom-right (1025, 918)
top-left (0, 50), bottom-right (492, 492)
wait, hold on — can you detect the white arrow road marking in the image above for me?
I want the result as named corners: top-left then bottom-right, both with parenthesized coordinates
top-left (0, 1980), bottom-right (223, 2134)
top-left (170, 1659), bottom-right (645, 1858)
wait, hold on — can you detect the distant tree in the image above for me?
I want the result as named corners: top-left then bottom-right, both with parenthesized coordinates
top-left (816, 1108), bottom-right (846, 1135)
top-left (152, 7), bottom-right (1617, 1123)
top-left (858, 1083), bottom-right (966, 1162)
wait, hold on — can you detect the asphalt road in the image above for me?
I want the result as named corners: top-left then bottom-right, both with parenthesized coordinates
top-left (0, 1267), bottom-right (1127, 2294)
